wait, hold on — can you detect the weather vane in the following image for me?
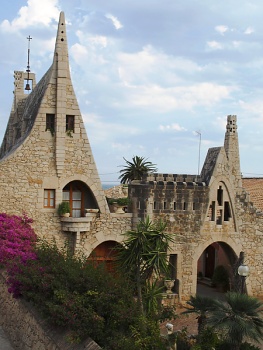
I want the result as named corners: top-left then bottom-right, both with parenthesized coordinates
top-left (25, 35), bottom-right (32, 91)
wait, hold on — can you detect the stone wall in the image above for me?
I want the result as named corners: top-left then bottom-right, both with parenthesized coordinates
top-left (129, 174), bottom-right (263, 301)
top-left (0, 271), bottom-right (101, 350)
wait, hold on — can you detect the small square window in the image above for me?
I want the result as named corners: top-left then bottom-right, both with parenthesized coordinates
top-left (44, 189), bottom-right (55, 208)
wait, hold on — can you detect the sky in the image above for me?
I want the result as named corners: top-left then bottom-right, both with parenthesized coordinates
top-left (1, 0), bottom-right (263, 184)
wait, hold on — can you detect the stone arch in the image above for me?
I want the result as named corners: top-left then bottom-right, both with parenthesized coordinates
top-left (59, 175), bottom-right (109, 214)
top-left (62, 180), bottom-right (98, 217)
top-left (87, 240), bottom-right (121, 272)
top-left (197, 242), bottom-right (237, 283)
top-left (190, 236), bottom-right (245, 296)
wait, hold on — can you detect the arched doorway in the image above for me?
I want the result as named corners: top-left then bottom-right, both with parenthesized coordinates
top-left (62, 180), bottom-right (98, 217)
top-left (88, 241), bottom-right (121, 272)
top-left (197, 241), bottom-right (237, 294)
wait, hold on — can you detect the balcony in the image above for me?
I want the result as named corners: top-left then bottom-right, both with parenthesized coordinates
top-left (61, 212), bottom-right (98, 232)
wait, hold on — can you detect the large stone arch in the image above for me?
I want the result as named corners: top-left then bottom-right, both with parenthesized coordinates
top-left (83, 233), bottom-right (125, 257)
top-left (87, 240), bottom-right (122, 272)
top-left (190, 236), bottom-right (246, 296)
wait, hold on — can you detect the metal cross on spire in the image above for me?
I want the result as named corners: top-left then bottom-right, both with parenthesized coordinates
top-left (25, 35), bottom-right (32, 91)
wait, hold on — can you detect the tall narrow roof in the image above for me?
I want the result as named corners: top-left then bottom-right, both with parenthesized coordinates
top-left (0, 12), bottom-right (71, 160)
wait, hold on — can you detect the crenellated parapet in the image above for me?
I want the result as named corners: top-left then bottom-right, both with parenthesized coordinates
top-left (130, 173), bottom-right (210, 231)
top-left (142, 173), bottom-right (206, 186)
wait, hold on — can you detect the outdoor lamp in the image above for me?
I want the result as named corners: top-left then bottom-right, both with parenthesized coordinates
top-left (238, 264), bottom-right (249, 277)
top-left (238, 264), bottom-right (249, 294)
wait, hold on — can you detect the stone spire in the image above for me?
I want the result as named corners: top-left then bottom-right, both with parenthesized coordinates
top-left (53, 12), bottom-right (71, 176)
top-left (53, 12), bottom-right (70, 76)
top-left (224, 115), bottom-right (242, 189)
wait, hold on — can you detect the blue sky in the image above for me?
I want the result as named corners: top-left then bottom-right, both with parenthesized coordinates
top-left (1, 0), bottom-right (263, 184)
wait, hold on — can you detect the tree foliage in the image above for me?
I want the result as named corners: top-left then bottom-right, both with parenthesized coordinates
top-left (183, 292), bottom-right (263, 350)
top-left (118, 156), bottom-right (157, 184)
top-left (183, 295), bottom-right (218, 335)
top-left (115, 216), bottom-right (175, 317)
top-left (6, 240), bottom-right (167, 349)
top-left (208, 292), bottom-right (263, 350)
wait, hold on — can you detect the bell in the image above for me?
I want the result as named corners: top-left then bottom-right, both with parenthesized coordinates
top-left (25, 83), bottom-right (31, 91)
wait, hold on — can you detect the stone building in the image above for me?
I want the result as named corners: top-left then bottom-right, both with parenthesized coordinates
top-left (1, 12), bottom-right (263, 302)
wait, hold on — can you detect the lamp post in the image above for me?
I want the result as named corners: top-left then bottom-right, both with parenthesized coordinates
top-left (238, 264), bottom-right (249, 294)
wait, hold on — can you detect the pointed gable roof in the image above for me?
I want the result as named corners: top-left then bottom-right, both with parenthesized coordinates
top-left (0, 12), bottom-right (70, 160)
top-left (200, 147), bottom-right (222, 184)
top-left (0, 67), bottom-right (52, 159)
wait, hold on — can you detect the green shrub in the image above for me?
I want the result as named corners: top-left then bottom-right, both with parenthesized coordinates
top-left (212, 265), bottom-right (229, 290)
top-left (57, 201), bottom-right (70, 216)
top-left (196, 327), bottom-right (219, 350)
top-left (107, 197), bottom-right (131, 206)
top-left (216, 342), bottom-right (260, 350)
top-left (7, 241), bottom-right (167, 349)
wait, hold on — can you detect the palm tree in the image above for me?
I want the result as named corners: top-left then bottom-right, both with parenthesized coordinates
top-left (118, 156), bottom-right (157, 184)
top-left (208, 292), bottom-right (263, 350)
top-left (115, 216), bottom-right (174, 316)
top-left (182, 295), bottom-right (218, 335)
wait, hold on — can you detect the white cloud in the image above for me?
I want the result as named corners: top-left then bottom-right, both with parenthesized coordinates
top-left (239, 99), bottom-right (263, 119)
top-left (232, 41), bottom-right (241, 48)
top-left (105, 13), bottom-right (123, 30)
top-left (206, 41), bottom-right (223, 50)
top-left (244, 26), bottom-right (254, 35)
top-left (117, 45), bottom-right (201, 86)
top-left (215, 25), bottom-right (229, 35)
top-left (71, 43), bottom-right (89, 63)
top-left (125, 83), bottom-right (235, 113)
top-left (82, 113), bottom-right (140, 144)
top-left (71, 32), bottom-right (108, 66)
top-left (76, 31), bottom-right (108, 48)
top-left (0, 0), bottom-right (60, 31)
top-left (159, 123), bottom-right (187, 132)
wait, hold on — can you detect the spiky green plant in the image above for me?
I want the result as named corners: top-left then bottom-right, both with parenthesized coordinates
top-left (208, 292), bottom-right (263, 350)
top-left (115, 216), bottom-right (174, 315)
top-left (118, 156), bottom-right (157, 184)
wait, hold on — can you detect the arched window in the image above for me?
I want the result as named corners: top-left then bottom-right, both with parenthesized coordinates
top-left (62, 180), bottom-right (98, 217)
